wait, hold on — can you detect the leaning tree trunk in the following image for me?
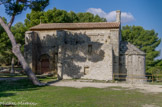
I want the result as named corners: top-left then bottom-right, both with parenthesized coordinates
top-left (9, 15), bottom-right (15, 74)
top-left (0, 17), bottom-right (43, 86)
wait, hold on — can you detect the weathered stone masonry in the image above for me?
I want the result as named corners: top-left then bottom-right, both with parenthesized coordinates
top-left (24, 10), bottom-right (146, 83)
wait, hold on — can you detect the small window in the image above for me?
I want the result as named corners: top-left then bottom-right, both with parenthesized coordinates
top-left (84, 66), bottom-right (89, 75)
top-left (88, 44), bottom-right (92, 54)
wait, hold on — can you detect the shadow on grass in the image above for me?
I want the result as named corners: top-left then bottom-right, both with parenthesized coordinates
top-left (0, 79), bottom-right (45, 98)
top-left (0, 74), bottom-right (60, 99)
top-left (0, 73), bottom-right (26, 78)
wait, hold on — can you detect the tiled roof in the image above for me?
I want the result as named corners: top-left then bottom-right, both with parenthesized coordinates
top-left (30, 22), bottom-right (120, 30)
top-left (120, 42), bottom-right (145, 55)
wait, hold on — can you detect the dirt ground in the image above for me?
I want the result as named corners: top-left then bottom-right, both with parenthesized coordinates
top-left (49, 80), bottom-right (162, 93)
top-left (1, 77), bottom-right (162, 93)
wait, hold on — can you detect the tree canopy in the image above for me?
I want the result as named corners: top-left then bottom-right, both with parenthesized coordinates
top-left (122, 25), bottom-right (161, 73)
top-left (25, 8), bottom-right (106, 29)
top-left (0, 18), bottom-right (27, 65)
top-left (0, 0), bottom-right (49, 15)
top-left (0, 0), bottom-right (50, 65)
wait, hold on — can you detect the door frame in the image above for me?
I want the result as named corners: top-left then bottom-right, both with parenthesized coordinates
top-left (39, 54), bottom-right (50, 74)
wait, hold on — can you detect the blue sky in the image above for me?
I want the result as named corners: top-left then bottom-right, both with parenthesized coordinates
top-left (0, 0), bottom-right (162, 58)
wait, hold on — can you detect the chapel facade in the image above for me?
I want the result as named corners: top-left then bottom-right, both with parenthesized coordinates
top-left (24, 10), bottom-right (146, 83)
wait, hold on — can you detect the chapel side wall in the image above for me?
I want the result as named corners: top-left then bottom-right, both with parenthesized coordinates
top-left (25, 30), bottom-right (63, 74)
top-left (119, 55), bottom-right (127, 80)
top-left (34, 29), bottom-right (119, 47)
top-left (58, 43), bottom-right (113, 81)
top-left (56, 29), bottom-right (115, 81)
top-left (26, 29), bottom-right (118, 80)
top-left (25, 31), bottom-right (42, 73)
top-left (110, 29), bottom-right (120, 79)
top-left (33, 30), bottom-right (64, 75)
top-left (87, 44), bottom-right (113, 80)
top-left (126, 55), bottom-right (146, 83)
top-left (24, 31), bottom-right (33, 70)
top-left (120, 54), bottom-right (146, 83)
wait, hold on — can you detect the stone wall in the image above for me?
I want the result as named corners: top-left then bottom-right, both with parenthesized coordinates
top-left (56, 29), bottom-right (115, 80)
top-left (25, 27), bottom-right (121, 81)
top-left (110, 30), bottom-right (120, 79)
top-left (24, 31), bottom-right (33, 70)
top-left (25, 29), bottom-right (146, 82)
top-left (57, 43), bottom-right (113, 81)
top-left (120, 42), bottom-right (146, 83)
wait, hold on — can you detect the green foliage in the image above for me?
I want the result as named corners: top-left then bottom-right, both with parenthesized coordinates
top-left (25, 8), bottom-right (106, 29)
top-left (0, 31), bottom-right (12, 65)
top-left (0, 0), bottom-right (49, 16)
top-left (122, 25), bottom-right (161, 73)
top-left (0, 21), bottom-right (27, 65)
top-left (0, 0), bottom-right (49, 66)
top-left (0, 17), bottom-right (11, 65)
top-left (11, 22), bottom-right (27, 51)
top-left (76, 12), bottom-right (106, 22)
top-left (148, 59), bottom-right (162, 75)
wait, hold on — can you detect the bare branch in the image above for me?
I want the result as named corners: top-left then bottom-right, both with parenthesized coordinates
top-left (8, 14), bottom-right (15, 28)
top-left (7, 0), bottom-right (19, 28)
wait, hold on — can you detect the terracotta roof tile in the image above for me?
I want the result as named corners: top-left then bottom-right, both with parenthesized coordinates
top-left (30, 22), bottom-right (120, 30)
top-left (120, 41), bottom-right (145, 55)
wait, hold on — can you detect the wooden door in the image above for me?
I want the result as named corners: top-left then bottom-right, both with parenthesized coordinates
top-left (41, 59), bottom-right (50, 74)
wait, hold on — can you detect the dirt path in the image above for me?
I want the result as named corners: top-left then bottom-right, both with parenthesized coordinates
top-left (1, 77), bottom-right (162, 93)
top-left (49, 80), bottom-right (162, 93)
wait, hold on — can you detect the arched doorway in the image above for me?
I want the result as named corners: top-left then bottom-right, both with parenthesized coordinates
top-left (40, 54), bottom-right (50, 74)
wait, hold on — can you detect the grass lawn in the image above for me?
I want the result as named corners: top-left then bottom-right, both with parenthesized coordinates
top-left (0, 73), bottom-right (26, 78)
top-left (0, 79), bottom-right (162, 107)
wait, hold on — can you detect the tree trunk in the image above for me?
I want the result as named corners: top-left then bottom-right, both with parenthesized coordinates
top-left (0, 17), bottom-right (44, 86)
top-left (10, 57), bottom-right (15, 74)
top-left (8, 15), bottom-right (15, 29)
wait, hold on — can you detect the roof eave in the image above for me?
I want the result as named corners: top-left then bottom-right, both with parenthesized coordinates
top-left (30, 27), bottom-right (120, 31)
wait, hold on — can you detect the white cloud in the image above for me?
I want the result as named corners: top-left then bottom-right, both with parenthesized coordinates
top-left (87, 8), bottom-right (135, 23)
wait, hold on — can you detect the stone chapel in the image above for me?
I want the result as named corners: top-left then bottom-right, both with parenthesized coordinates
top-left (24, 10), bottom-right (146, 83)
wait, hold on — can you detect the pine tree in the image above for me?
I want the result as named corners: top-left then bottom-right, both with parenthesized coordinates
top-left (122, 25), bottom-right (161, 73)
top-left (0, 0), bottom-right (49, 85)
